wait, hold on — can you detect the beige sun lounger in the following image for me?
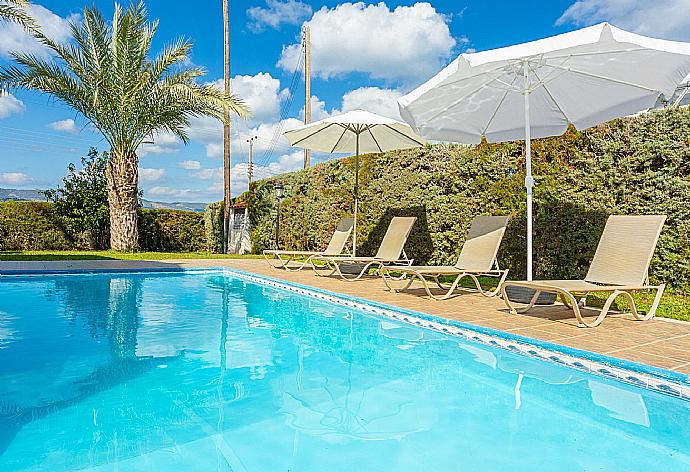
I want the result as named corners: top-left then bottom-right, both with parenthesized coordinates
top-left (314, 216), bottom-right (417, 281)
top-left (380, 215), bottom-right (510, 299)
top-left (263, 218), bottom-right (354, 271)
top-left (501, 215), bottom-right (666, 328)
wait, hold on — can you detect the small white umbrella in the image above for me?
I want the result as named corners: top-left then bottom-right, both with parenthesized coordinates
top-left (284, 109), bottom-right (426, 255)
top-left (398, 22), bottom-right (690, 280)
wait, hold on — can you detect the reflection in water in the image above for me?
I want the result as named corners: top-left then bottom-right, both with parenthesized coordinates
top-left (0, 275), bottom-right (164, 457)
top-left (105, 278), bottom-right (142, 359)
top-left (588, 380), bottom-right (650, 427)
top-left (282, 315), bottom-right (437, 443)
top-left (0, 272), bottom-right (689, 471)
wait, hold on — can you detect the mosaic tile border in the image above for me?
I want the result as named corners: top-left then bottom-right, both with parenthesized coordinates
top-left (225, 268), bottom-right (690, 400)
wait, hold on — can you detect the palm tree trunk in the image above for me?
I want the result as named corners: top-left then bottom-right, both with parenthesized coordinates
top-left (106, 151), bottom-right (139, 251)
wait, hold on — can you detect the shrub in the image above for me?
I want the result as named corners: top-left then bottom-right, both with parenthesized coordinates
top-left (203, 201), bottom-right (224, 253)
top-left (0, 202), bottom-right (211, 253)
top-left (0, 201), bottom-right (81, 250)
top-left (137, 209), bottom-right (206, 252)
top-left (43, 148), bottom-right (110, 249)
top-left (248, 106), bottom-right (690, 292)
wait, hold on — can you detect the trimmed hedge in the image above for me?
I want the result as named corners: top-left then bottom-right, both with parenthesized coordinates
top-left (0, 202), bottom-right (213, 252)
top-left (137, 208), bottom-right (206, 252)
top-left (0, 201), bottom-right (83, 250)
top-left (248, 106), bottom-right (690, 292)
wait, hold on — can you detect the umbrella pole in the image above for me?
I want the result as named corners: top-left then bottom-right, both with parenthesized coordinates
top-left (523, 61), bottom-right (534, 281)
top-left (353, 133), bottom-right (359, 257)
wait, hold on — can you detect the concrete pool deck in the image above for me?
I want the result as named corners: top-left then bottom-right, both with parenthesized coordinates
top-left (2, 257), bottom-right (690, 375)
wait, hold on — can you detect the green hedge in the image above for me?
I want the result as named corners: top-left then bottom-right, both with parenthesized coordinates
top-left (137, 208), bottom-right (206, 252)
top-left (0, 201), bottom-right (83, 250)
top-left (0, 202), bottom-right (217, 252)
top-left (248, 106), bottom-right (690, 292)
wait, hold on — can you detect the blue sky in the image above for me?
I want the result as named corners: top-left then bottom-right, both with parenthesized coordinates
top-left (1, 0), bottom-right (689, 202)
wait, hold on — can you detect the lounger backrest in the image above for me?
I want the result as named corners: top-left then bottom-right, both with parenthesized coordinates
top-left (455, 216), bottom-right (510, 271)
top-left (585, 215), bottom-right (666, 287)
top-left (323, 218), bottom-right (354, 256)
top-left (374, 216), bottom-right (417, 260)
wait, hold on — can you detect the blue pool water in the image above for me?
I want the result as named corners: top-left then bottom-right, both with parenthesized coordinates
top-left (0, 270), bottom-right (689, 471)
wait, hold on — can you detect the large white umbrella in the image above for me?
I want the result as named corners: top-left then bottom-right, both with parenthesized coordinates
top-left (284, 109), bottom-right (426, 256)
top-left (398, 22), bottom-right (690, 280)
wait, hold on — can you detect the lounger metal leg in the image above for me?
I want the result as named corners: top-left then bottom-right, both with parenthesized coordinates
top-left (472, 270), bottom-right (509, 298)
top-left (264, 252), bottom-right (298, 270)
top-left (642, 284), bottom-right (666, 320)
top-left (502, 284), bottom-right (545, 316)
top-left (312, 259), bottom-right (338, 277)
top-left (282, 255), bottom-right (316, 272)
top-left (380, 269), bottom-right (415, 292)
top-left (336, 261), bottom-right (383, 282)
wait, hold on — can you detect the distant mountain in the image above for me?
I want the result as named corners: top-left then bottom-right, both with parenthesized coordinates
top-left (140, 200), bottom-right (207, 212)
top-left (0, 188), bottom-right (207, 212)
top-left (0, 188), bottom-right (45, 202)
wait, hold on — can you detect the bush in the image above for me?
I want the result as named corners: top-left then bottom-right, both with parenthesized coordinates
top-left (137, 209), bottom-right (206, 252)
top-left (43, 148), bottom-right (110, 249)
top-left (248, 106), bottom-right (690, 292)
top-left (0, 201), bottom-right (81, 250)
top-left (0, 202), bottom-right (213, 253)
top-left (203, 201), bottom-right (224, 253)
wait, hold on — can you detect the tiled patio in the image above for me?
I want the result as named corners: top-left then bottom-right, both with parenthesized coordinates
top-left (2, 258), bottom-right (690, 375)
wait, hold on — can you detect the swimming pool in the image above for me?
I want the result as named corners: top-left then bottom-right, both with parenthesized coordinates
top-left (1, 269), bottom-right (689, 471)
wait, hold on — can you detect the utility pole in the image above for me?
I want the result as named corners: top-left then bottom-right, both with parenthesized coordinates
top-left (222, 0), bottom-right (232, 253)
top-left (246, 136), bottom-right (257, 186)
top-left (303, 25), bottom-right (311, 169)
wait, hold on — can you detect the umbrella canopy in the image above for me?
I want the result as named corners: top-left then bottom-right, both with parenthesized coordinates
top-left (398, 22), bottom-right (690, 280)
top-left (284, 110), bottom-right (426, 255)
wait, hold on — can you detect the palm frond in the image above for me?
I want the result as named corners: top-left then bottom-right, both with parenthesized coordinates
top-left (0, 0), bottom-right (251, 157)
top-left (0, 0), bottom-right (36, 31)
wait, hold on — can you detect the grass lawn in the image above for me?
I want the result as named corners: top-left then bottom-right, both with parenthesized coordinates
top-left (0, 250), bottom-right (262, 261)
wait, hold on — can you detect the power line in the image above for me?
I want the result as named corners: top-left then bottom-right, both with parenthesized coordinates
top-left (0, 125), bottom-right (100, 145)
top-left (256, 39), bottom-right (306, 170)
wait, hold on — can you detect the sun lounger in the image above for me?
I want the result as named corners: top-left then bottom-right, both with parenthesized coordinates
top-left (263, 218), bottom-right (354, 271)
top-left (500, 215), bottom-right (666, 328)
top-left (314, 216), bottom-right (417, 281)
top-left (380, 215), bottom-right (510, 299)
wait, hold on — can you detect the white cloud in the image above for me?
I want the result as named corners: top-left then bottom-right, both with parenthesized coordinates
top-left (557, 0), bottom-right (690, 40)
top-left (0, 4), bottom-right (78, 59)
top-left (194, 167), bottom-right (224, 180)
top-left (305, 87), bottom-right (404, 121)
top-left (0, 93), bottom-right (25, 119)
top-left (184, 149), bottom-right (303, 198)
top-left (247, 0), bottom-right (313, 31)
top-left (138, 130), bottom-right (179, 156)
top-left (277, 2), bottom-right (456, 82)
top-left (307, 95), bottom-right (330, 121)
top-left (189, 115), bottom-right (303, 159)
top-left (145, 186), bottom-right (197, 200)
top-left (0, 172), bottom-right (33, 185)
top-left (339, 87), bottom-right (403, 119)
top-left (48, 118), bottom-right (79, 133)
top-left (209, 72), bottom-right (289, 125)
top-left (179, 160), bottom-right (201, 170)
top-left (139, 168), bottom-right (166, 182)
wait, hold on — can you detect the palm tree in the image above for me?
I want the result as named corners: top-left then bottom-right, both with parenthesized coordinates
top-left (0, 0), bottom-right (31, 25)
top-left (0, 2), bottom-right (249, 250)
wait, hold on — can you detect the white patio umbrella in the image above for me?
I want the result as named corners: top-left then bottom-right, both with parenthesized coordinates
top-left (283, 109), bottom-right (426, 256)
top-left (398, 22), bottom-right (690, 280)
